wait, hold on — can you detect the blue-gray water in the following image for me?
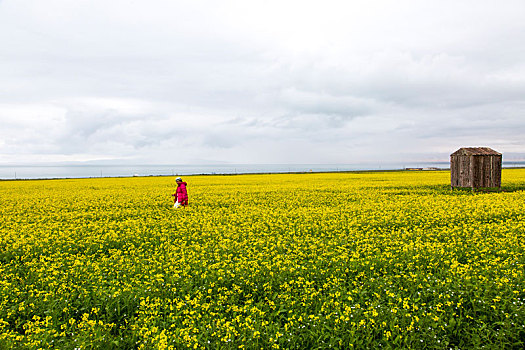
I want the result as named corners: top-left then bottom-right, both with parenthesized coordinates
top-left (1, 162), bottom-right (524, 180)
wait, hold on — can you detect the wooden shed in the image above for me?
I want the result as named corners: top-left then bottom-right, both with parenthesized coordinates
top-left (450, 147), bottom-right (502, 189)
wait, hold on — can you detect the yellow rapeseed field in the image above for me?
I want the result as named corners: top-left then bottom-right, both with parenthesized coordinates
top-left (1, 170), bottom-right (524, 349)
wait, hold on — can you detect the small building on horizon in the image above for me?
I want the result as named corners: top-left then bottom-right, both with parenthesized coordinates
top-left (450, 147), bottom-right (502, 189)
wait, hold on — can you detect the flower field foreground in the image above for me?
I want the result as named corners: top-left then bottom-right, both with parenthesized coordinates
top-left (1, 170), bottom-right (525, 349)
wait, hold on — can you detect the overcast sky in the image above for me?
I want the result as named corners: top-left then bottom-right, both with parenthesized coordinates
top-left (1, 0), bottom-right (525, 165)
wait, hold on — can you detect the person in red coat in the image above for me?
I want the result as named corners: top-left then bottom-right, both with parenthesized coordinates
top-left (172, 177), bottom-right (189, 208)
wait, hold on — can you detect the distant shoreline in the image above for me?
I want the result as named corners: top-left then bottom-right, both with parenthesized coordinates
top-left (0, 162), bottom-right (525, 181)
top-left (4, 167), bottom-right (525, 181)
top-left (1, 167), bottom-right (426, 181)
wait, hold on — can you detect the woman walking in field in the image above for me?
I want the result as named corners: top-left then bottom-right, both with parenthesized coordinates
top-left (172, 177), bottom-right (189, 208)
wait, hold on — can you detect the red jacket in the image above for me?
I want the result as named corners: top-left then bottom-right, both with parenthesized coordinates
top-left (174, 182), bottom-right (188, 204)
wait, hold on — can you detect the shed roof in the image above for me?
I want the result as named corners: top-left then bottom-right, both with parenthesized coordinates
top-left (451, 147), bottom-right (501, 156)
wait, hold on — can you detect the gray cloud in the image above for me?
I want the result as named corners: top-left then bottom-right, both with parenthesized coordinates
top-left (1, 0), bottom-right (525, 164)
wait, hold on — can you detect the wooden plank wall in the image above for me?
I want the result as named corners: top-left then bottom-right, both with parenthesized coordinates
top-left (451, 155), bottom-right (501, 188)
top-left (472, 156), bottom-right (483, 187)
top-left (493, 155), bottom-right (502, 187)
top-left (463, 155), bottom-right (472, 187)
top-left (450, 155), bottom-right (457, 187)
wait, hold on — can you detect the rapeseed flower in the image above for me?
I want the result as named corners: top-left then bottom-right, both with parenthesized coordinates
top-left (0, 170), bottom-right (524, 348)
